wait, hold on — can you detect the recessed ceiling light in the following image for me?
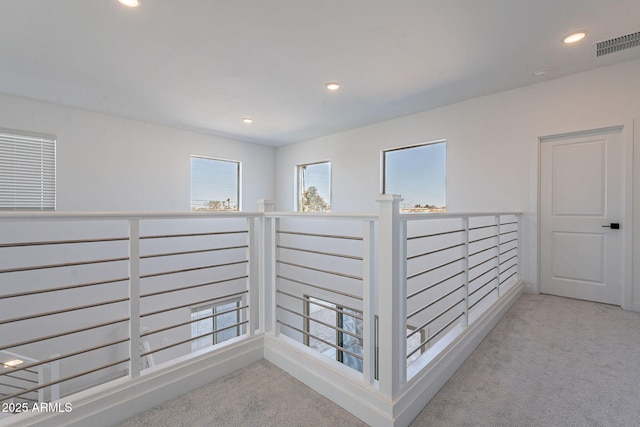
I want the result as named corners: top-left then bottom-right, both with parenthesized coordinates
top-left (325, 82), bottom-right (341, 91)
top-left (3, 359), bottom-right (23, 368)
top-left (118, 0), bottom-right (141, 7)
top-left (242, 117), bottom-right (253, 124)
top-left (563, 31), bottom-right (587, 44)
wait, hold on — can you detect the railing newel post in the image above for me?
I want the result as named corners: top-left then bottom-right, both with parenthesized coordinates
top-left (362, 219), bottom-right (376, 384)
top-left (376, 194), bottom-right (404, 399)
top-left (257, 199), bottom-right (276, 335)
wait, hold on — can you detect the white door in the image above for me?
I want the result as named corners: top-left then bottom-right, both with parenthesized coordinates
top-left (540, 127), bottom-right (625, 305)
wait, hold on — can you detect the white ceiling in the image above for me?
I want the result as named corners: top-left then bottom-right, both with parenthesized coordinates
top-left (1, 0), bottom-right (639, 146)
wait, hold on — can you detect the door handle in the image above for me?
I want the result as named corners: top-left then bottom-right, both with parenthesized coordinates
top-left (602, 223), bottom-right (620, 229)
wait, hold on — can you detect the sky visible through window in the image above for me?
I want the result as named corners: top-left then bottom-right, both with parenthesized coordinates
top-left (384, 142), bottom-right (446, 211)
top-left (191, 156), bottom-right (239, 210)
top-left (299, 162), bottom-right (331, 211)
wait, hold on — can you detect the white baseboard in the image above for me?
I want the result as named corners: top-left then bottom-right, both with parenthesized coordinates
top-left (265, 281), bottom-right (524, 427)
top-left (2, 335), bottom-right (264, 427)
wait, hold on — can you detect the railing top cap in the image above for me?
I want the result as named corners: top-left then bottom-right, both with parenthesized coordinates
top-left (0, 211), bottom-right (264, 221)
top-left (400, 211), bottom-right (521, 220)
top-left (266, 211), bottom-right (379, 220)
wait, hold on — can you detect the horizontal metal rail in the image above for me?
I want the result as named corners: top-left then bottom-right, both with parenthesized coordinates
top-left (499, 238), bottom-right (518, 246)
top-left (468, 234), bottom-right (497, 245)
top-left (140, 321), bottom-right (248, 357)
top-left (469, 283), bottom-right (498, 311)
top-left (407, 257), bottom-right (464, 281)
top-left (0, 317), bottom-right (129, 352)
top-left (277, 260), bottom-right (362, 281)
top-left (0, 277), bottom-right (128, 300)
top-left (139, 259), bottom-right (248, 279)
top-left (0, 297), bottom-right (128, 326)
top-left (277, 320), bottom-right (363, 361)
top-left (407, 271), bottom-right (464, 300)
top-left (500, 271), bottom-right (518, 285)
top-left (468, 245), bottom-right (496, 258)
top-left (469, 277), bottom-right (497, 298)
top-left (276, 290), bottom-right (363, 321)
top-left (141, 245), bottom-right (248, 259)
top-left (0, 337), bottom-right (129, 377)
top-left (468, 224), bottom-right (497, 232)
top-left (277, 244), bottom-right (363, 261)
top-left (499, 221), bottom-right (518, 226)
top-left (406, 311), bottom-right (465, 359)
top-left (141, 305), bottom-right (248, 338)
top-left (0, 256), bottom-right (128, 274)
top-left (468, 266), bottom-right (498, 284)
top-left (407, 284), bottom-right (465, 319)
top-left (0, 358), bottom-right (129, 403)
top-left (140, 275), bottom-right (248, 298)
top-left (407, 228), bottom-right (464, 241)
top-left (407, 298), bottom-right (465, 340)
top-left (277, 229), bottom-right (363, 241)
top-left (277, 305), bottom-right (362, 341)
top-left (2, 373), bottom-right (37, 384)
top-left (499, 246), bottom-right (518, 257)
top-left (469, 255), bottom-right (498, 272)
top-left (141, 290), bottom-right (248, 318)
top-left (277, 275), bottom-right (362, 301)
top-left (0, 236), bottom-right (128, 248)
top-left (407, 242), bottom-right (465, 261)
top-left (499, 255), bottom-right (518, 267)
top-left (140, 230), bottom-right (248, 240)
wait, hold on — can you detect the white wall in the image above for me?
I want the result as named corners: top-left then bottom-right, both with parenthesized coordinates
top-left (0, 93), bottom-right (275, 212)
top-left (275, 59), bottom-right (640, 308)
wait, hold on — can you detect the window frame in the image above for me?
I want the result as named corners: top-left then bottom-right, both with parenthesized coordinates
top-left (303, 295), bottom-right (363, 372)
top-left (0, 128), bottom-right (56, 211)
top-left (190, 297), bottom-right (243, 352)
top-left (381, 140), bottom-right (446, 213)
top-left (296, 160), bottom-right (331, 212)
top-left (190, 155), bottom-right (241, 211)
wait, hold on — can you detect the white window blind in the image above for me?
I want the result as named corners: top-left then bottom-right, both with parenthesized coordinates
top-left (0, 130), bottom-right (56, 210)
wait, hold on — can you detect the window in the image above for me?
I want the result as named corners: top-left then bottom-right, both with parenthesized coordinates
top-left (304, 296), bottom-right (363, 372)
top-left (0, 130), bottom-right (56, 210)
top-left (297, 161), bottom-right (331, 212)
top-left (190, 156), bottom-right (239, 211)
top-left (383, 141), bottom-right (446, 212)
top-left (190, 298), bottom-right (242, 352)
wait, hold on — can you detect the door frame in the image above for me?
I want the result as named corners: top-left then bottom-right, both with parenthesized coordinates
top-left (537, 122), bottom-right (634, 310)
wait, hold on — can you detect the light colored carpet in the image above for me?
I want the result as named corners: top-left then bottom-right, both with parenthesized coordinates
top-left (116, 294), bottom-right (640, 426)
top-left (411, 294), bottom-right (640, 426)
top-left (114, 359), bottom-right (367, 427)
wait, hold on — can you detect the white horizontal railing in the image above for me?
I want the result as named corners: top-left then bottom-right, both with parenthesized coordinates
top-left (0, 211), bottom-right (262, 413)
top-left (264, 211), bottom-right (377, 384)
top-left (402, 212), bottom-right (520, 381)
top-left (0, 199), bottom-right (521, 424)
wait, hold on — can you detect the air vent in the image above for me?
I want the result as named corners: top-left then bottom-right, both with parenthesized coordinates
top-left (594, 31), bottom-right (640, 57)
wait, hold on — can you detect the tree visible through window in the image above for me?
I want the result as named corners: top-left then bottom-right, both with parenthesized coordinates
top-left (298, 161), bottom-right (331, 212)
top-left (383, 141), bottom-right (446, 212)
top-left (191, 156), bottom-right (239, 211)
